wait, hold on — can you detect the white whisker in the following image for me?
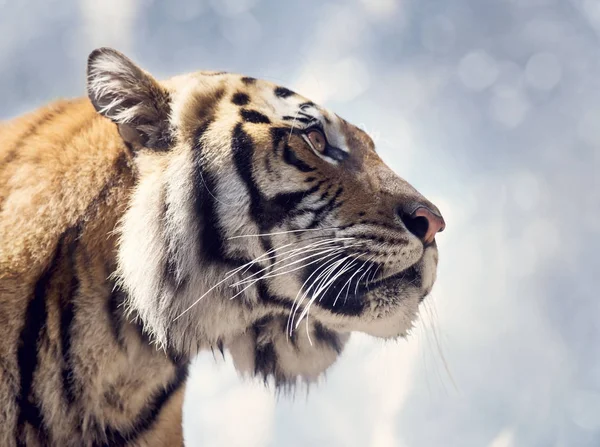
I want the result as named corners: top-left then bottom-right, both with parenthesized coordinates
top-left (287, 252), bottom-right (346, 336)
top-left (295, 256), bottom-right (352, 327)
top-left (227, 227), bottom-right (339, 240)
top-left (230, 246), bottom-right (351, 293)
top-left (230, 239), bottom-right (356, 287)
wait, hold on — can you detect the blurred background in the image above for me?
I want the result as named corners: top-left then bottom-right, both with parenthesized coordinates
top-left (1, 0), bottom-right (599, 445)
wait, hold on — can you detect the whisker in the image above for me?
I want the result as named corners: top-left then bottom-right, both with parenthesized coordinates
top-left (304, 255), bottom-right (360, 341)
top-left (231, 245), bottom-right (353, 292)
top-left (227, 227), bottom-right (339, 240)
top-left (227, 232), bottom-right (354, 279)
top-left (287, 252), bottom-right (346, 336)
top-left (227, 235), bottom-right (353, 281)
top-left (229, 239), bottom-right (357, 287)
top-left (175, 238), bottom-right (345, 321)
top-left (353, 254), bottom-right (378, 296)
top-left (294, 256), bottom-right (353, 327)
top-left (331, 257), bottom-right (362, 307)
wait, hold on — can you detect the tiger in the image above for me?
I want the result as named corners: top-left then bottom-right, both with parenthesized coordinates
top-left (0, 47), bottom-right (445, 446)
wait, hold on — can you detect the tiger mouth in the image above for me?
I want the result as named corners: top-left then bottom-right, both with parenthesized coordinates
top-left (306, 260), bottom-right (423, 314)
top-left (357, 265), bottom-right (421, 294)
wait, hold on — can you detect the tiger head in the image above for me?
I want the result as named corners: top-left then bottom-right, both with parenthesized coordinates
top-left (87, 48), bottom-right (445, 384)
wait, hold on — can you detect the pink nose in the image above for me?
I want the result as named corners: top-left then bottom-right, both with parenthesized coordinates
top-left (412, 206), bottom-right (446, 245)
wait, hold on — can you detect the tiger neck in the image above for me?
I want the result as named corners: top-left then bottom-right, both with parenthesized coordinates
top-left (30, 146), bottom-right (188, 443)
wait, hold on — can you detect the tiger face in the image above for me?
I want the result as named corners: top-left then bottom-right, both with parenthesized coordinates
top-left (87, 48), bottom-right (445, 380)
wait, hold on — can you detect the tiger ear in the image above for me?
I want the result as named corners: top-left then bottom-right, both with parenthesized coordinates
top-left (86, 47), bottom-right (173, 150)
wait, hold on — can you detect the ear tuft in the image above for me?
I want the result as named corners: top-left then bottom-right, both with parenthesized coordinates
top-left (86, 47), bottom-right (173, 150)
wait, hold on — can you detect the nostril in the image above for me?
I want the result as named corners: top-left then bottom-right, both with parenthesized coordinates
top-left (399, 212), bottom-right (429, 240)
top-left (398, 205), bottom-right (446, 244)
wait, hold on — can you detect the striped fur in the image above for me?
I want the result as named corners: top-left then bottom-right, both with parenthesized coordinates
top-left (0, 48), bottom-right (443, 445)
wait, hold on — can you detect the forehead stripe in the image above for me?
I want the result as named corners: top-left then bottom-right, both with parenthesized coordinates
top-left (240, 109), bottom-right (271, 124)
top-left (274, 86), bottom-right (295, 98)
top-left (231, 92), bottom-right (250, 106)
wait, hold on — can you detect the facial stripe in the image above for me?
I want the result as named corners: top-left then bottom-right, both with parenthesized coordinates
top-left (282, 145), bottom-right (316, 173)
top-left (232, 124), bottom-right (322, 230)
top-left (306, 186), bottom-right (344, 229)
top-left (162, 190), bottom-right (189, 295)
top-left (256, 281), bottom-right (290, 312)
top-left (193, 123), bottom-right (227, 264)
top-left (269, 127), bottom-right (287, 157)
top-left (231, 123), bottom-right (264, 226)
top-left (240, 109), bottom-right (271, 124)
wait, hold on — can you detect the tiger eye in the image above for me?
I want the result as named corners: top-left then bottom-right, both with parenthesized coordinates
top-left (307, 129), bottom-right (326, 153)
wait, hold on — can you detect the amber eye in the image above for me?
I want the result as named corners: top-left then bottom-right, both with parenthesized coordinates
top-left (306, 129), bottom-right (326, 153)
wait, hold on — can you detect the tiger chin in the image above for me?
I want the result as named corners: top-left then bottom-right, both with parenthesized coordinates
top-left (0, 47), bottom-right (445, 446)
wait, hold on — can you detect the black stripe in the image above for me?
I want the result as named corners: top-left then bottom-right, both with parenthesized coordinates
top-left (260, 235), bottom-right (274, 265)
top-left (307, 186), bottom-right (344, 229)
top-left (240, 109), bottom-right (271, 124)
top-left (313, 321), bottom-right (343, 354)
top-left (193, 122), bottom-right (228, 264)
top-left (274, 86), bottom-right (295, 98)
top-left (231, 92), bottom-right (250, 106)
top-left (256, 281), bottom-right (291, 313)
top-left (264, 153), bottom-right (274, 175)
top-left (15, 233), bottom-right (69, 442)
top-left (231, 123), bottom-right (264, 224)
top-left (107, 287), bottom-right (128, 350)
top-left (232, 124), bottom-right (321, 230)
top-left (59, 230), bottom-right (81, 405)
top-left (100, 365), bottom-right (189, 447)
top-left (14, 152), bottom-right (130, 443)
top-left (319, 184), bottom-right (332, 201)
top-left (252, 316), bottom-right (277, 381)
top-left (241, 76), bottom-right (256, 85)
top-left (269, 127), bottom-right (287, 157)
top-left (162, 189), bottom-right (189, 294)
top-left (283, 145), bottom-right (315, 172)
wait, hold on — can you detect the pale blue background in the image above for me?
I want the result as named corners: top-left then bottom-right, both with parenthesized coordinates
top-left (1, 0), bottom-right (599, 445)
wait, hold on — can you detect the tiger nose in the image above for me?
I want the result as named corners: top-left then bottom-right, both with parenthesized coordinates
top-left (398, 205), bottom-right (446, 245)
